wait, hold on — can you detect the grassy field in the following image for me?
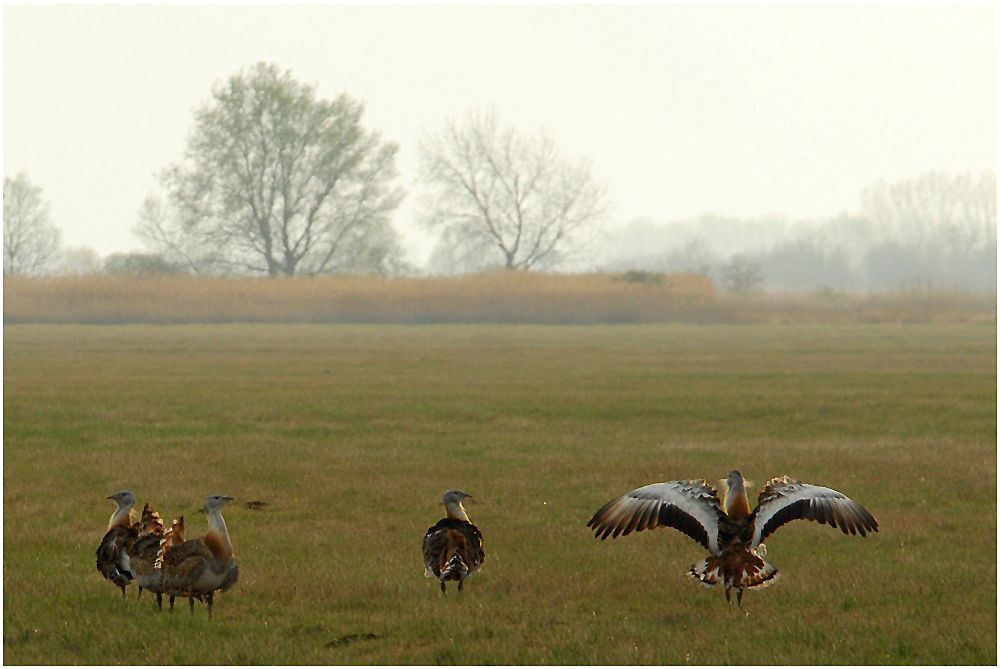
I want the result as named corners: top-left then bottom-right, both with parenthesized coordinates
top-left (3, 323), bottom-right (996, 664)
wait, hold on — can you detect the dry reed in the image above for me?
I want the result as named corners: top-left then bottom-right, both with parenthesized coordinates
top-left (3, 273), bottom-right (994, 325)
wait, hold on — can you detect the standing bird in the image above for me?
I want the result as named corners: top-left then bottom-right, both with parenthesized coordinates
top-left (587, 470), bottom-right (878, 608)
top-left (422, 490), bottom-right (486, 593)
top-left (130, 503), bottom-right (166, 605)
top-left (96, 491), bottom-right (139, 597)
top-left (160, 516), bottom-right (196, 611)
top-left (159, 495), bottom-right (238, 619)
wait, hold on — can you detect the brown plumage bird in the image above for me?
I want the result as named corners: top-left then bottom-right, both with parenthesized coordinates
top-left (588, 470), bottom-right (878, 608)
top-left (96, 491), bottom-right (138, 597)
top-left (159, 495), bottom-right (238, 619)
top-left (130, 503), bottom-right (166, 605)
top-left (159, 516), bottom-right (195, 611)
top-left (422, 490), bottom-right (486, 593)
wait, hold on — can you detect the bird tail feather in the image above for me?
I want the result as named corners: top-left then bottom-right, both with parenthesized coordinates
top-left (688, 555), bottom-right (780, 590)
top-left (440, 551), bottom-right (468, 582)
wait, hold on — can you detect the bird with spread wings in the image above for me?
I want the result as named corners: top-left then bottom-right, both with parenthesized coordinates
top-left (588, 470), bottom-right (878, 607)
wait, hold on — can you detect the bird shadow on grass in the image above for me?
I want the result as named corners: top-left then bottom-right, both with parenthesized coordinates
top-left (326, 633), bottom-right (381, 649)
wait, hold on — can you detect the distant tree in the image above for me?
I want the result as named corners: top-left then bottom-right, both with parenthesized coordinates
top-left (861, 170), bottom-right (996, 253)
top-left (103, 252), bottom-right (183, 277)
top-left (756, 239), bottom-right (854, 291)
top-left (3, 172), bottom-right (62, 275)
top-left (135, 62), bottom-right (406, 277)
top-left (418, 107), bottom-right (612, 273)
top-left (56, 246), bottom-right (103, 275)
top-left (860, 170), bottom-right (996, 289)
top-left (720, 254), bottom-right (764, 295)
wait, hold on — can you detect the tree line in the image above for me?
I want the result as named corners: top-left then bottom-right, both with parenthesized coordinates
top-left (601, 169), bottom-right (996, 293)
top-left (5, 62), bottom-right (609, 279)
top-left (5, 61), bottom-right (996, 292)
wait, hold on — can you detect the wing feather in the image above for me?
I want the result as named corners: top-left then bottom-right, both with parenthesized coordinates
top-left (96, 525), bottom-right (138, 587)
top-left (422, 518), bottom-right (486, 578)
top-left (752, 476), bottom-right (879, 547)
top-left (587, 481), bottom-right (724, 554)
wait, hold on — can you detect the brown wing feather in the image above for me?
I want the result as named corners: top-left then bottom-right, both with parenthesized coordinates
top-left (423, 518), bottom-right (486, 577)
top-left (138, 504), bottom-right (165, 536)
top-left (457, 522), bottom-right (485, 572)
top-left (159, 537), bottom-right (213, 593)
top-left (96, 525), bottom-right (138, 588)
top-left (129, 534), bottom-right (164, 580)
top-left (131, 504), bottom-right (166, 582)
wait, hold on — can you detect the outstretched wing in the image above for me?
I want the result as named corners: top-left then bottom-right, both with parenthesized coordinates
top-left (751, 476), bottom-right (879, 547)
top-left (587, 480), bottom-right (724, 554)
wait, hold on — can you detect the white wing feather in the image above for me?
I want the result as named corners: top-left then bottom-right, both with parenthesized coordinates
top-left (751, 477), bottom-right (879, 547)
top-left (588, 481), bottom-right (724, 555)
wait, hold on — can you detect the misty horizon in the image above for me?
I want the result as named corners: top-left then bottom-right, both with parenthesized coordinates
top-left (4, 4), bottom-right (996, 288)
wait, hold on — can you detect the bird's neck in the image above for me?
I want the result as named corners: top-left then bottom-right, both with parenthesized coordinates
top-left (108, 505), bottom-right (133, 531)
top-left (724, 481), bottom-right (751, 518)
top-left (445, 501), bottom-right (469, 522)
top-left (205, 508), bottom-right (233, 560)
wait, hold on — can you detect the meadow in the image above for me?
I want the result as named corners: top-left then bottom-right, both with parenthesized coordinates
top-left (3, 323), bottom-right (996, 664)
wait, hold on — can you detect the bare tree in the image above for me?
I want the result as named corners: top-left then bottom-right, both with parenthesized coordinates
top-left (720, 254), bottom-right (764, 295)
top-left (860, 170), bottom-right (997, 254)
top-left (136, 62), bottom-right (406, 277)
top-left (3, 173), bottom-right (62, 275)
top-left (860, 170), bottom-right (996, 289)
top-left (418, 108), bottom-right (611, 273)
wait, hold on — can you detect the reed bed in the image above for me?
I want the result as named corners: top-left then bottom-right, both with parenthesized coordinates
top-left (3, 273), bottom-right (995, 325)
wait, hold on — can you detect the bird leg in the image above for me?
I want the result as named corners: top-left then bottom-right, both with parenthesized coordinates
top-left (189, 597), bottom-right (195, 614)
top-left (458, 579), bottom-right (464, 592)
top-left (169, 596), bottom-right (175, 610)
top-left (138, 585), bottom-right (144, 599)
top-left (724, 586), bottom-right (732, 606)
top-left (439, 581), bottom-right (447, 594)
top-left (206, 592), bottom-right (215, 620)
top-left (156, 593), bottom-right (163, 610)
top-left (120, 585), bottom-right (127, 598)
top-left (737, 589), bottom-right (744, 608)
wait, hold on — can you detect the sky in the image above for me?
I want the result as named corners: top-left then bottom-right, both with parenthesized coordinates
top-left (4, 3), bottom-right (996, 266)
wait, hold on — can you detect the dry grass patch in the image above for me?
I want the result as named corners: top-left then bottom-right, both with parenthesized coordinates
top-left (5, 273), bottom-right (994, 324)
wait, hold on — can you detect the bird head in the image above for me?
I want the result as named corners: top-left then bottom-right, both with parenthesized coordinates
top-left (442, 489), bottom-right (473, 521)
top-left (204, 495), bottom-right (234, 514)
top-left (107, 491), bottom-right (136, 509)
top-left (443, 489), bottom-right (472, 504)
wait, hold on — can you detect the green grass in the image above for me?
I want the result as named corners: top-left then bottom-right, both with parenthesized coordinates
top-left (3, 323), bottom-right (996, 664)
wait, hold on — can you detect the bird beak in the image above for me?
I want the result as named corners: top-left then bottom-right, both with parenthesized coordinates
top-left (223, 496), bottom-right (234, 502)
top-left (107, 495), bottom-right (114, 500)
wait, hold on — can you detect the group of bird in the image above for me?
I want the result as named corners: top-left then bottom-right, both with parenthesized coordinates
top-left (98, 470), bottom-right (878, 618)
top-left (96, 492), bottom-right (238, 619)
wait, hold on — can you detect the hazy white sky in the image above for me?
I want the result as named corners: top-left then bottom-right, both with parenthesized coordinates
top-left (4, 3), bottom-right (996, 264)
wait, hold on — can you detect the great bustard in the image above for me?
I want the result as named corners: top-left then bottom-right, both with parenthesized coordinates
top-left (588, 470), bottom-right (878, 607)
top-left (422, 490), bottom-right (486, 593)
top-left (96, 491), bottom-right (139, 597)
top-left (158, 495), bottom-right (239, 619)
